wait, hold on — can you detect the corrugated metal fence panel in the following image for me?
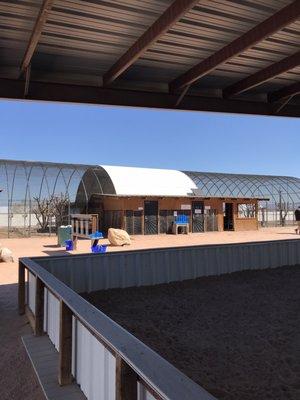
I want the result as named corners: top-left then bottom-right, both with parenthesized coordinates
top-left (28, 271), bottom-right (36, 314)
top-left (43, 288), bottom-right (60, 351)
top-left (74, 319), bottom-right (116, 400)
top-left (37, 240), bottom-right (300, 294)
top-left (138, 382), bottom-right (156, 400)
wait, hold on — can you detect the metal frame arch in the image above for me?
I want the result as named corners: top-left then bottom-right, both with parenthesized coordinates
top-left (71, 167), bottom-right (89, 212)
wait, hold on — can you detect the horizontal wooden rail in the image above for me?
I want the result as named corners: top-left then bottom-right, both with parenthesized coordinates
top-left (19, 257), bottom-right (216, 400)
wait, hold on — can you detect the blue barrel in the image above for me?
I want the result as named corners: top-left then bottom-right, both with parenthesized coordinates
top-left (65, 239), bottom-right (74, 251)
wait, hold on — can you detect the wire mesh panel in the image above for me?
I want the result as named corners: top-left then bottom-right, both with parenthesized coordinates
top-left (205, 215), bottom-right (218, 231)
top-left (102, 211), bottom-right (123, 233)
top-left (124, 211), bottom-right (134, 235)
top-left (124, 211), bottom-right (143, 235)
top-left (192, 214), bottom-right (204, 232)
top-left (159, 210), bottom-right (168, 234)
top-left (133, 211), bottom-right (143, 234)
top-left (160, 210), bottom-right (191, 234)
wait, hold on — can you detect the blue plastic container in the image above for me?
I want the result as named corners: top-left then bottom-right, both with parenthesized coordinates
top-left (100, 244), bottom-right (107, 253)
top-left (65, 239), bottom-right (74, 251)
top-left (91, 245), bottom-right (101, 253)
top-left (89, 231), bottom-right (104, 239)
top-left (91, 244), bottom-right (107, 254)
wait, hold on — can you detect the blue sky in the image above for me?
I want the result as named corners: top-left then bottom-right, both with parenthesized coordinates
top-left (0, 99), bottom-right (299, 177)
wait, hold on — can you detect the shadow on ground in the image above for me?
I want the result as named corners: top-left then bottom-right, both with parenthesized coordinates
top-left (0, 282), bottom-right (44, 400)
top-left (42, 250), bottom-right (71, 256)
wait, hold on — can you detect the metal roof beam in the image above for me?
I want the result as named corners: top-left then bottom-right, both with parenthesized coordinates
top-left (102, 0), bottom-right (199, 86)
top-left (20, 0), bottom-right (54, 75)
top-left (268, 81), bottom-right (300, 103)
top-left (223, 51), bottom-right (300, 98)
top-left (0, 78), bottom-right (299, 118)
top-left (169, 1), bottom-right (300, 92)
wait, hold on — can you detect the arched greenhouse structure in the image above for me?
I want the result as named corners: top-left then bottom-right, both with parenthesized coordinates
top-left (0, 160), bottom-right (300, 237)
top-left (0, 160), bottom-right (107, 237)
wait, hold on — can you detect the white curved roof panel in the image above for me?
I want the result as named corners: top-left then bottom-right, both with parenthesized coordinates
top-left (100, 165), bottom-right (197, 196)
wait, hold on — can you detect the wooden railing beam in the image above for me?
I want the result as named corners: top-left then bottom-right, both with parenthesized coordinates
top-left (18, 261), bottom-right (26, 315)
top-left (34, 277), bottom-right (44, 336)
top-left (116, 355), bottom-right (138, 400)
top-left (59, 301), bottom-right (73, 386)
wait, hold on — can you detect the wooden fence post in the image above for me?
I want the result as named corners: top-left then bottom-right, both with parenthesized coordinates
top-left (116, 355), bottom-right (137, 400)
top-left (34, 277), bottom-right (44, 336)
top-left (18, 261), bottom-right (25, 315)
top-left (59, 301), bottom-right (73, 385)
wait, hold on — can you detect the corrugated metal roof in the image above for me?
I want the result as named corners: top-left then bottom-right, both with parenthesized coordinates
top-left (0, 0), bottom-right (299, 115)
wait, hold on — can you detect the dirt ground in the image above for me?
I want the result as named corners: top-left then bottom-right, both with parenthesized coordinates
top-left (0, 272), bottom-right (44, 399)
top-left (0, 226), bottom-right (300, 259)
top-left (84, 265), bottom-right (300, 400)
top-left (0, 227), bottom-right (299, 400)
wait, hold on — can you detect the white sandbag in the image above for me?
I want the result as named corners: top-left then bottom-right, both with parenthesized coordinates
top-left (108, 228), bottom-right (131, 246)
top-left (0, 247), bottom-right (13, 263)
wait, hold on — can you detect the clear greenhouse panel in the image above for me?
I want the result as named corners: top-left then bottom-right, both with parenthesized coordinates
top-left (0, 160), bottom-right (300, 237)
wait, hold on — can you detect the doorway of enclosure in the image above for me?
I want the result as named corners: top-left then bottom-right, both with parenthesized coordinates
top-left (144, 201), bottom-right (158, 234)
top-left (223, 202), bottom-right (234, 231)
top-left (192, 201), bottom-right (204, 232)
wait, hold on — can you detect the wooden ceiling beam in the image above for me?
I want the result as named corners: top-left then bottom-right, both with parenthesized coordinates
top-left (169, 1), bottom-right (300, 92)
top-left (20, 0), bottom-right (54, 75)
top-left (223, 51), bottom-right (300, 98)
top-left (102, 0), bottom-right (199, 86)
top-left (268, 81), bottom-right (300, 103)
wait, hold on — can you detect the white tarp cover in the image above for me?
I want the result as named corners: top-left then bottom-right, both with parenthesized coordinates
top-left (101, 165), bottom-right (197, 196)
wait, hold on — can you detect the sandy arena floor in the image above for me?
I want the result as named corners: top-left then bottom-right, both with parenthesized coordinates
top-left (84, 265), bottom-right (300, 400)
top-left (0, 226), bottom-right (299, 399)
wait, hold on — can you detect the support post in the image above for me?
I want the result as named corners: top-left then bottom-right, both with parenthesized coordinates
top-left (59, 301), bottom-right (73, 386)
top-left (73, 234), bottom-right (78, 250)
top-left (34, 277), bottom-right (44, 335)
top-left (18, 261), bottom-right (26, 315)
top-left (116, 355), bottom-right (137, 400)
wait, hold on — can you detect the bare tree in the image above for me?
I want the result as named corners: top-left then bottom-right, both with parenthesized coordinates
top-left (32, 196), bottom-right (53, 231)
top-left (277, 190), bottom-right (290, 227)
top-left (32, 193), bottom-right (69, 231)
top-left (52, 193), bottom-right (69, 227)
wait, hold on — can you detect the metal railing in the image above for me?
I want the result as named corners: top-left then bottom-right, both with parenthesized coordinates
top-left (19, 257), bottom-right (216, 400)
top-left (19, 239), bottom-right (300, 400)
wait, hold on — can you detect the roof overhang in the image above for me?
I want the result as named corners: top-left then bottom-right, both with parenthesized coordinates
top-left (91, 193), bottom-right (269, 201)
top-left (0, 1), bottom-right (299, 117)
